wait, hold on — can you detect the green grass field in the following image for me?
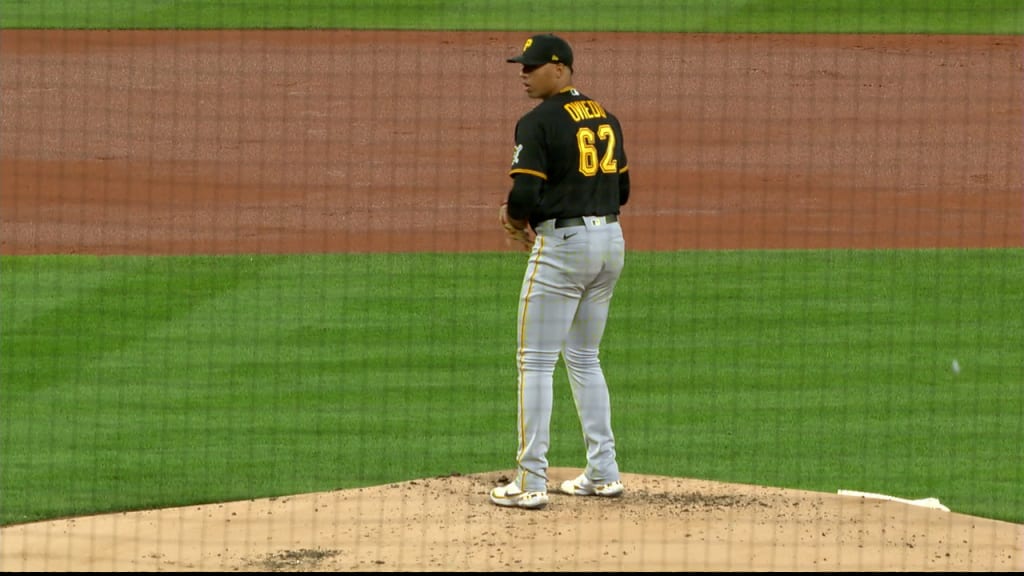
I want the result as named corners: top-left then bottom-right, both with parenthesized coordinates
top-left (1, 0), bottom-right (1022, 527)
top-left (3, 251), bottom-right (1022, 525)
top-left (2, 0), bottom-right (1023, 33)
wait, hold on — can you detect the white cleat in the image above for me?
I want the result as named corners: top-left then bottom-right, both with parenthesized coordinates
top-left (559, 473), bottom-right (625, 498)
top-left (490, 482), bottom-right (550, 509)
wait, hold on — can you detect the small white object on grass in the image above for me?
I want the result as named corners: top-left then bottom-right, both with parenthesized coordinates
top-left (838, 489), bottom-right (951, 512)
top-left (952, 359), bottom-right (960, 374)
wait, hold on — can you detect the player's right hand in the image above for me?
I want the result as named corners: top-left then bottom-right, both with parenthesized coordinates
top-left (499, 203), bottom-right (534, 250)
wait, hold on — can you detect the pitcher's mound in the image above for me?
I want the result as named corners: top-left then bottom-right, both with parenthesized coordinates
top-left (2, 468), bottom-right (1020, 572)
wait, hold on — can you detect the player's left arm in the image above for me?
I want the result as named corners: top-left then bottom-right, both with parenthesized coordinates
top-left (616, 120), bottom-right (630, 206)
top-left (618, 168), bottom-right (630, 207)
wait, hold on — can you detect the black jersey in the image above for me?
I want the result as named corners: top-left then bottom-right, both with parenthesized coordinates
top-left (507, 87), bottom-right (629, 226)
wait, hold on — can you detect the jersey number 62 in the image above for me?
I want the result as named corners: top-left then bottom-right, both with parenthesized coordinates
top-left (576, 124), bottom-right (618, 176)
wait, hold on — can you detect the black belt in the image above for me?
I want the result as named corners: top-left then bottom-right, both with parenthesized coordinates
top-left (553, 214), bottom-right (618, 228)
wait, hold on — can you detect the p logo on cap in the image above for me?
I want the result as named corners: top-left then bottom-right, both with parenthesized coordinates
top-left (506, 33), bottom-right (574, 70)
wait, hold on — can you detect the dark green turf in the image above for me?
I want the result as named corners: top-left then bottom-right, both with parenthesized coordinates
top-left (2, 0), bottom-right (1021, 33)
top-left (3, 250), bottom-right (1021, 524)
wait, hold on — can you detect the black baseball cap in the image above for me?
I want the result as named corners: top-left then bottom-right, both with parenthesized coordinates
top-left (506, 33), bottom-right (573, 69)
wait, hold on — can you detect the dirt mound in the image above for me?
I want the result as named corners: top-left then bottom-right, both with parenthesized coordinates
top-left (2, 468), bottom-right (1020, 572)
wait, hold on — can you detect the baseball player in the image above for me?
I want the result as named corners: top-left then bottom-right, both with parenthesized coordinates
top-left (492, 34), bottom-right (630, 509)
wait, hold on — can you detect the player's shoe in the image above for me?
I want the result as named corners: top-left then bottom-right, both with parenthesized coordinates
top-left (559, 473), bottom-right (625, 498)
top-left (489, 482), bottom-right (549, 509)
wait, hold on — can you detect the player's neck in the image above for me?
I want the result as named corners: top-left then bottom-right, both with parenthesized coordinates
top-left (542, 85), bottom-right (575, 100)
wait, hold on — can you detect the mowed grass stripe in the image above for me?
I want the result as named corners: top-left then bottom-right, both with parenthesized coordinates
top-left (2, 0), bottom-right (1021, 33)
top-left (2, 249), bottom-right (1022, 524)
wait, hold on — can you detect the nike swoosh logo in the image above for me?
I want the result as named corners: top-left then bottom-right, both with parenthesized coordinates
top-left (562, 232), bottom-right (578, 240)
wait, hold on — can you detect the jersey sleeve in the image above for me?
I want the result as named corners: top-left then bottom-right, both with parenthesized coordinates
top-left (614, 117), bottom-right (629, 205)
top-left (508, 117), bottom-right (548, 181)
top-left (615, 117), bottom-right (628, 175)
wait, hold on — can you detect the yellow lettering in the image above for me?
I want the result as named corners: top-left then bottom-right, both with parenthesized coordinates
top-left (563, 102), bottom-right (583, 122)
top-left (563, 100), bottom-right (607, 123)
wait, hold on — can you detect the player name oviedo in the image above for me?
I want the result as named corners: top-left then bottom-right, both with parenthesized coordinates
top-left (563, 99), bottom-right (608, 122)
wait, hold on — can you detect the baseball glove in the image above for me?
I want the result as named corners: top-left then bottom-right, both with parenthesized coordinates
top-left (499, 202), bottom-right (533, 250)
